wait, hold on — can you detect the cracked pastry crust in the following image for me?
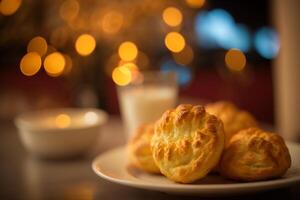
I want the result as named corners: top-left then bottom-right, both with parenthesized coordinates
top-left (151, 104), bottom-right (225, 183)
top-left (127, 123), bottom-right (160, 173)
top-left (205, 101), bottom-right (257, 147)
top-left (220, 127), bottom-right (291, 182)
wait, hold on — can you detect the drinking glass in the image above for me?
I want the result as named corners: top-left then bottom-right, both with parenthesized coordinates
top-left (117, 71), bottom-right (178, 139)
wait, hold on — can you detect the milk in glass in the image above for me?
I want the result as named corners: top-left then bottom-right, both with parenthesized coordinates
top-left (119, 85), bottom-right (177, 138)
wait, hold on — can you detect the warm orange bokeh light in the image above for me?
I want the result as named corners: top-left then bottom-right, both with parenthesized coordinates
top-left (173, 45), bottom-right (194, 65)
top-left (114, 62), bottom-right (140, 83)
top-left (165, 32), bottom-right (186, 53)
top-left (123, 63), bottom-right (140, 82)
top-left (0, 0), bottom-right (22, 16)
top-left (225, 49), bottom-right (246, 71)
top-left (75, 34), bottom-right (96, 56)
top-left (27, 36), bottom-right (48, 57)
top-left (118, 41), bottom-right (138, 62)
top-left (162, 7), bottom-right (183, 27)
top-left (105, 53), bottom-right (143, 79)
top-left (44, 52), bottom-right (66, 77)
top-left (122, 62), bottom-right (138, 71)
top-left (20, 52), bottom-right (42, 76)
top-left (55, 114), bottom-right (71, 128)
top-left (185, 0), bottom-right (206, 8)
top-left (59, 0), bottom-right (80, 22)
top-left (101, 11), bottom-right (124, 34)
top-left (112, 65), bottom-right (132, 86)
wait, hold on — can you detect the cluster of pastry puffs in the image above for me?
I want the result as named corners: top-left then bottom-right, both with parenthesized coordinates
top-left (127, 102), bottom-right (291, 183)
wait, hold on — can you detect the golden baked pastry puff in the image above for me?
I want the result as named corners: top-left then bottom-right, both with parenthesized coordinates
top-left (220, 127), bottom-right (291, 182)
top-left (127, 123), bottom-right (160, 173)
top-left (205, 101), bottom-right (257, 147)
top-left (151, 104), bottom-right (225, 183)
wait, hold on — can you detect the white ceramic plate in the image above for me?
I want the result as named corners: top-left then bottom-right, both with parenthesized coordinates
top-left (92, 142), bottom-right (300, 196)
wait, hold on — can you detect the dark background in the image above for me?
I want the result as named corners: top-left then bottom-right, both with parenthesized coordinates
top-left (0, 0), bottom-right (275, 123)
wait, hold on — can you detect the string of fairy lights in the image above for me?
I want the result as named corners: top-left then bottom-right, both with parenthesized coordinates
top-left (0, 0), bottom-right (277, 87)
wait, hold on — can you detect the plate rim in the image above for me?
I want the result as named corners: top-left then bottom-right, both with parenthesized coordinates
top-left (92, 142), bottom-right (300, 191)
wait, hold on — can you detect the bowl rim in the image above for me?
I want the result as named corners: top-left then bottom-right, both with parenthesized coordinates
top-left (14, 107), bottom-right (108, 132)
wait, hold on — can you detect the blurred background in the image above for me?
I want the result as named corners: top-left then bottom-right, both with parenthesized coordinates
top-left (0, 0), bottom-right (280, 124)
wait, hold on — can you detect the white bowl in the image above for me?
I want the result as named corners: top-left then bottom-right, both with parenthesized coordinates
top-left (14, 108), bottom-right (108, 159)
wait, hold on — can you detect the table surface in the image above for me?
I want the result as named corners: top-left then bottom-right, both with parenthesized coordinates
top-left (0, 116), bottom-right (299, 200)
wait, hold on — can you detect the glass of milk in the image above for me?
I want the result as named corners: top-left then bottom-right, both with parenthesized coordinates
top-left (117, 71), bottom-right (178, 139)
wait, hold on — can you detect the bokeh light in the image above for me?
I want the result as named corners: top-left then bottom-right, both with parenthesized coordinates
top-left (20, 52), bottom-right (42, 76)
top-left (27, 36), bottom-right (48, 57)
top-left (165, 32), bottom-right (186, 53)
top-left (59, 0), bottom-right (80, 22)
top-left (120, 62), bottom-right (139, 82)
top-left (228, 24), bottom-right (251, 52)
top-left (44, 52), bottom-right (66, 77)
top-left (55, 114), bottom-right (71, 128)
top-left (118, 41), bottom-right (138, 61)
top-left (225, 48), bottom-right (246, 71)
top-left (162, 7), bottom-right (183, 27)
top-left (0, 0), bottom-right (22, 16)
top-left (161, 60), bottom-right (192, 86)
top-left (75, 34), bottom-right (96, 56)
top-left (101, 11), bottom-right (124, 34)
top-left (172, 45), bottom-right (194, 65)
top-left (254, 27), bottom-right (280, 59)
top-left (195, 9), bottom-right (233, 48)
top-left (185, 0), bottom-right (205, 8)
top-left (112, 65), bottom-right (132, 86)
top-left (195, 9), bottom-right (250, 52)
top-left (84, 112), bottom-right (98, 125)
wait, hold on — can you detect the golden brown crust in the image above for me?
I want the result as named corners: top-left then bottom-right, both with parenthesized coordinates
top-left (151, 104), bottom-right (225, 183)
top-left (220, 127), bottom-right (291, 181)
top-left (127, 123), bottom-right (160, 173)
top-left (205, 101), bottom-right (257, 146)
